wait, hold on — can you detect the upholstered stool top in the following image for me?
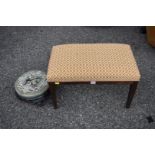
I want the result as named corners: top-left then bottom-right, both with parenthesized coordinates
top-left (47, 44), bottom-right (140, 82)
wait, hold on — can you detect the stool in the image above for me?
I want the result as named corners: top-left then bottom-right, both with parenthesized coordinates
top-left (47, 43), bottom-right (141, 109)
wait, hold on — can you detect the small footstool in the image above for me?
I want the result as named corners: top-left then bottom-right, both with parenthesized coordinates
top-left (47, 43), bottom-right (141, 109)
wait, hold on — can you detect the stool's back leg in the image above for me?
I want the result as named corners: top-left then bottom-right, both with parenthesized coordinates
top-left (49, 83), bottom-right (58, 109)
top-left (126, 82), bottom-right (138, 108)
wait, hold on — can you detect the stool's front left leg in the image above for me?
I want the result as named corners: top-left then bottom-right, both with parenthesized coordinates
top-left (49, 82), bottom-right (58, 109)
top-left (126, 82), bottom-right (138, 108)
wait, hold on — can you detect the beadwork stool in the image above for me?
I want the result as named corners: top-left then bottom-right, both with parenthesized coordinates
top-left (47, 43), bottom-right (141, 109)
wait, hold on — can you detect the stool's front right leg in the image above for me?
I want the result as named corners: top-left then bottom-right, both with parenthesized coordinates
top-left (126, 82), bottom-right (138, 108)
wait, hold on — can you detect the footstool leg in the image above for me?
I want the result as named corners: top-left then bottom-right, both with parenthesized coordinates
top-left (49, 83), bottom-right (58, 109)
top-left (126, 82), bottom-right (138, 108)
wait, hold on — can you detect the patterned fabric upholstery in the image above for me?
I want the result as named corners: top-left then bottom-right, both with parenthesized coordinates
top-left (47, 44), bottom-right (141, 82)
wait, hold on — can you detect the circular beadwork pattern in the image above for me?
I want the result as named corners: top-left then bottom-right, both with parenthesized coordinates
top-left (15, 70), bottom-right (49, 100)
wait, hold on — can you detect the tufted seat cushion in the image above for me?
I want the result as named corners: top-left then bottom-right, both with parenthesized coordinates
top-left (47, 43), bottom-right (140, 82)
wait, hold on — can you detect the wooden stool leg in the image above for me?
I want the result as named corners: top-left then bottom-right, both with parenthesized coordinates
top-left (126, 82), bottom-right (138, 108)
top-left (49, 83), bottom-right (58, 109)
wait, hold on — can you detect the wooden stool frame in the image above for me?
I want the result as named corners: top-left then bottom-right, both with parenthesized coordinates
top-left (49, 81), bottom-right (138, 109)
